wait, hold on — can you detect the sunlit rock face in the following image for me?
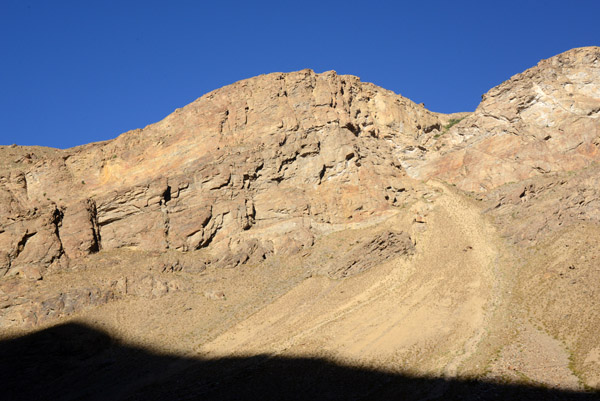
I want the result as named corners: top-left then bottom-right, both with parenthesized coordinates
top-left (2, 48), bottom-right (600, 279)
top-left (413, 46), bottom-right (600, 191)
top-left (0, 69), bottom-right (445, 278)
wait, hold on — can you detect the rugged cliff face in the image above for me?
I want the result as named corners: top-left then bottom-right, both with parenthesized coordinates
top-left (2, 47), bottom-right (600, 395)
top-left (0, 69), bottom-right (448, 279)
top-left (413, 46), bottom-right (600, 191)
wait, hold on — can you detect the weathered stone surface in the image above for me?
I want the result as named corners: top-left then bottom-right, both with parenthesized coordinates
top-left (275, 227), bottom-right (315, 256)
top-left (215, 238), bottom-right (274, 269)
top-left (0, 251), bottom-right (9, 277)
top-left (0, 270), bottom-right (186, 327)
top-left (0, 204), bottom-right (64, 278)
top-left (152, 257), bottom-right (206, 274)
top-left (1, 68), bottom-right (447, 278)
top-left (413, 46), bottom-right (600, 191)
top-left (483, 165), bottom-right (600, 246)
top-left (60, 199), bottom-right (100, 259)
top-left (0, 284), bottom-right (117, 327)
top-left (319, 230), bottom-right (415, 279)
top-left (119, 273), bottom-right (184, 299)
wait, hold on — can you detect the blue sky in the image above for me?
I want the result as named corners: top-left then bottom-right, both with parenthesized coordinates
top-left (1, 1), bottom-right (598, 149)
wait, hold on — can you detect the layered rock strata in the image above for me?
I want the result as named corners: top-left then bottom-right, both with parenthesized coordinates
top-left (1, 69), bottom-right (446, 279)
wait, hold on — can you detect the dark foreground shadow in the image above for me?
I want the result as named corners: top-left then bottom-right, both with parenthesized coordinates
top-left (1, 323), bottom-right (598, 401)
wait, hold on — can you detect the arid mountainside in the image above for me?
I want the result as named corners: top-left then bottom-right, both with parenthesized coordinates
top-left (0, 69), bottom-right (448, 279)
top-left (1, 46), bottom-right (600, 399)
top-left (413, 46), bottom-right (600, 191)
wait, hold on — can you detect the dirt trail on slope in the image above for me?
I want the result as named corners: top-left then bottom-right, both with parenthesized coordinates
top-left (198, 182), bottom-right (502, 379)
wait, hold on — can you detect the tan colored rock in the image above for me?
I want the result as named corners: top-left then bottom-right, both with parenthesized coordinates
top-left (125, 274), bottom-right (173, 299)
top-left (60, 199), bottom-right (100, 259)
top-left (0, 251), bottom-right (9, 277)
top-left (16, 265), bottom-right (43, 281)
top-left (1, 68), bottom-right (447, 277)
top-left (413, 46), bottom-right (600, 191)
top-left (484, 165), bottom-right (600, 246)
top-left (0, 205), bottom-right (64, 278)
top-left (1, 47), bottom-right (599, 282)
top-left (319, 230), bottom-right (415, 279)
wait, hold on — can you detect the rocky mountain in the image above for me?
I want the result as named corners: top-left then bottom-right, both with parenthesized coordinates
top-left (0, 69), bottom-right (448, 279)
top-left (1, 46), bottom-right (599, 398)
top-left (414, 46), bottom-right (600, 191)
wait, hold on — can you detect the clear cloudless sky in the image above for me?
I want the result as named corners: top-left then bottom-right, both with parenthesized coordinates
top-left (1, 0), bottom-right (599, 149)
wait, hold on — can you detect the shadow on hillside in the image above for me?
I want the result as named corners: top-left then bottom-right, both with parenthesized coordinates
top-left (1, 323), bottom-right (598, 400)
